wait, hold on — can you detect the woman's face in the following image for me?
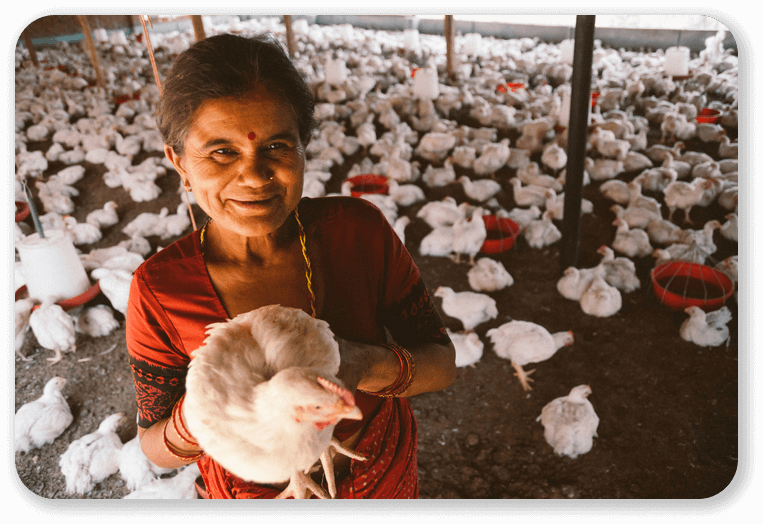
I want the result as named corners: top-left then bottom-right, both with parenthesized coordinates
top-left (168, 83), bottom-right (306, 239)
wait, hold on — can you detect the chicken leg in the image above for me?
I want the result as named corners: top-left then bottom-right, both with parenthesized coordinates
top-left (511, 361), bottom-right (535, 391)
top-left (319, 437), bottom-right (368, 498)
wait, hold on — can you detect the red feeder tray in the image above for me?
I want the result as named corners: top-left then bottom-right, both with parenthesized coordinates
top-left (696, 108), bottom-right (721, 124)
top-left (480, 216), bottom-right (520, 254)
top-left (591, 92), bottom-right (601, 107)
top-left (506, 82), bottom-right (525, 92)
top-left (15, 201), bottom-right (30, 222)
top-left (650, 261), bottom-right (734, 312)
top-left (347, 174), bottom-right (389, 197)
top-left (16, 282), bottom-right (102, 312)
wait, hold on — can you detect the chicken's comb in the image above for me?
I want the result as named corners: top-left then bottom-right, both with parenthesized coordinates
top-left (316, 376), bottom-right (355, 406)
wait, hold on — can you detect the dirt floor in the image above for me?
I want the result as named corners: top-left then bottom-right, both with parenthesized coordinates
top-left (13, 62), bottom-right (739, 502)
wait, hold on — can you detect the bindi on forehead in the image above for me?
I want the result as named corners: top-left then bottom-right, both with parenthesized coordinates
top-left (248, 132), bottom-right (256, 140)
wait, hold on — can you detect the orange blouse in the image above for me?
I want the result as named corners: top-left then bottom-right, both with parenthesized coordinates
top-left (125, 196), bottom-right (450, 497)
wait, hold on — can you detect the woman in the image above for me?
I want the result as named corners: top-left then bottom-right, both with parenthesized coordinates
top-left (126, 33), bottom-right (456, 499)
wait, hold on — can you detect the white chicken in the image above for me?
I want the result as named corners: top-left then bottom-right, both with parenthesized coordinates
top-left (28, 298), bottom-right (77, 364)
top-left (123, 463), bottom-right (200, 499)
top-left (540, 140), bottom-right (567, 176)
top-left (599, 179), bottom-right (631, 205)
top-left (579, 268), bottom-right (622, 317)
top-left (118, 435), bottom-right (175, 492)
top-left (75, 304), bottom-right (120, 337)
top-left (448, 328), bottom-right (484, 368)
top-left (90, 267), bottom-right (133, 315)
top-left (720, 212), bottom-right (737, 243)
top-left (472, 139), bottom-right (511, 177)
top-left (14, 377), bottom-right (74, 453)
top-left (85, 200), bottom-right (119, 229)
top-left (664, 178), bottom-right (713, 225)
top-left (556, 266), bottom-right (598, 302)
top-left (63, 215), bottom-right (103, 245)
top-left (680, 306), bottom-right (732, 347)
top-left (646, 217), bottom-right (687, 246)
top-left (419, 226), bottom-right (455, 258)
top-left (183, 305), bottom-right (365, 500)
top-left (467, 257), bottom-right (514, 292)
top-left (486, 320), bottom-right (574, 391)
top-left (59, 412), bottom-right (127, 495)
top-left (416, 196), bottom-right (466, 229)
top-left (421, 158), bottom-right (456, 188)
top-left (451, 207), bottom-right (487, 265)
top-left (14, 297), bottom-right (35, 361)
top-left (510, 178), bottom-right (551, 208)
top-left (611, 218), bottom-right (652, 258)
top-left (457, 176), bottom-right (501, 203)
top-left (524, 209), bottom-right (561, 249)
top-left (596, 245), bottom-right (641, 293)
top-left (392, 216), bottom-right (410, 245)
top-left (536, 385), bottom-right (599, 459)
top-left (504, 205), bottom-right (541, 232)
top-left (433, 286), bottom-right (498, 332)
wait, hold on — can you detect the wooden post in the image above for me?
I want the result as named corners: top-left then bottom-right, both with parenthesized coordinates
top-left (444, 15), bottom-right (456, 82)
top-left (559, 15), bottom-right (596, 273)
top-left (22, 30), bottom-right (38, 67)
top-left (191, 15), bottom-right (206, 42)
top-left (283, 15), bottom-right (295, 58)
top-left (77, 15), bottom-right (104, 89)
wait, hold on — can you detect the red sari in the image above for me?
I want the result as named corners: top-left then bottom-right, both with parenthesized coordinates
top-left (126, 196), bottom-right (450, 499)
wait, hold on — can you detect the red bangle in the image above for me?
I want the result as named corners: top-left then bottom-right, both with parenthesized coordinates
top-left (367, 344), bottom-right (416, 398)
top-left (162, 419), bottom-right (204, 462)
top-left (172, 394), bottom-right (198, 446)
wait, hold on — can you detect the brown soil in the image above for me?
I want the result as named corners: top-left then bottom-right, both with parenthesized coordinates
top-left (14, 53), bottom-right (739, 502)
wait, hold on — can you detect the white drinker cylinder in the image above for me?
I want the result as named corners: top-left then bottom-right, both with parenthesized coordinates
top-left (560, 39), bottom-right (575, 65)
top-left (664, 46), bottom-right (690, 76)
top-left (325, 58), bottom-right (347, 85)
top-left (413, 67), bottom-right (439, 100)
top-left (17, 229), bottom-right (91, 303)
top-left (462, 33), bottom-right (482, 55)
top-left (403, 29), bottom-right (420, 50)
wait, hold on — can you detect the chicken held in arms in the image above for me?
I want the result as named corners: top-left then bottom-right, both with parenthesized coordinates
top-left (183, 305), bottom-right (367, 500)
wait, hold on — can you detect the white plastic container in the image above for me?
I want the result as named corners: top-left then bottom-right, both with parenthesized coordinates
top-left (462, 33), bottom-right (482, 56)
top-left (560, 39), bottom-right (575, 65)
top-left (16, 230), bottom-right (91, 303)
top-left (412, 67), bottom-right (439, 100)
top-left (403, 29), bottom-right (420, 50)
top-left (664, 46), bottom-right (690, 77)
top-left (325, 58), bottom-right (347, 86)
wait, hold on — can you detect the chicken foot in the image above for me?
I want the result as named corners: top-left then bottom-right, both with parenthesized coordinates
top-left (319, 437), bottom-right (368, 498)
top-left (274, 470), bottom-right (331, 500)
top-left (511, 361), bottom-right (535, 391)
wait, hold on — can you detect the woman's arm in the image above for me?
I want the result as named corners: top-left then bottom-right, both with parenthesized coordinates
top-left (336, 337), bottom-right (456, 398)
top-left (138, 401), bottom-right (204, 469)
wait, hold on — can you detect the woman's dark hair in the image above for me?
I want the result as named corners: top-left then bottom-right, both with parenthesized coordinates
top-left (157, 33), bottom-right (316, 156)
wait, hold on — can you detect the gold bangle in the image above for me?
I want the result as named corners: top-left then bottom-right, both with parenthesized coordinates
top-left (162, 419), bottom-right (204, 462)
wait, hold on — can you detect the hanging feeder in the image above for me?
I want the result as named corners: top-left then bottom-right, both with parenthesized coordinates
top-left (696, 108), bottom-right (722, 124)
top-left (16, 282), bottom-right (102, 311)
top-left (480, 216), bottom-right (520, 254)
top-left (347, 174), bottom-right (389, 197)
top-left (651, 260), bottom-right (734, 312)
top-left (15, 201), bottom-right (30, 222)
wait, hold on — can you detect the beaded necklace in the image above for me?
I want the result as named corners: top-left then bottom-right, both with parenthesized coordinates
top-left (199, 207), bottom-right (316, 318)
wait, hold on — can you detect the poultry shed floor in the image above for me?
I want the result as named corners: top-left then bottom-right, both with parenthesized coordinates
top-left (14, 117), bottom-right (740, 505)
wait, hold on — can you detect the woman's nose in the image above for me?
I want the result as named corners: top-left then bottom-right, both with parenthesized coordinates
top-left (238, 153), bottom-right (274, 185)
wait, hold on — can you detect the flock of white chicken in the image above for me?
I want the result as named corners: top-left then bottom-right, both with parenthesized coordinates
top-left (14, 16), bottom-right (739, 497)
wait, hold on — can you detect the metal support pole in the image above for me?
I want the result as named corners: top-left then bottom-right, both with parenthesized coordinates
top-left (284, 15), bottom-right (296, 58)
top-left (444, 15), bottom-right (456, 82)
top-left (77, 15), bottom-right (105, 89)
top-left (559, 15), bottom-right (596, 273)
top-left (22, 30), bottom-right (39, 67)
top-left (191, 15), bottom-right (206, 42)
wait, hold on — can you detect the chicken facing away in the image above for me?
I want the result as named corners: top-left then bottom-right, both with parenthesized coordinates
top-left (183, 305), bottom-right (366, 499)
top-left (467, 257), bottom-right (514, 292)
top-left (680, 306), bottom-right (732, 347)
top-left (536, 385), bottom-right (599, 458)
top-left (434, 286), bottom-right (498, 332)
top-left (123, 463), bottom-right (200, 499)
top-left (28, 297), bottom-right (77, 364)
top-left (487, 320), bottom-right (574, 391)
top-left (14, 377), bottom-right (74, 453)
top-left (448, 328), bottom-right (484, 368)
top-left (119, 435), bottom-right (175, 492)
top-left (59, 412), bottom-right (127, 495)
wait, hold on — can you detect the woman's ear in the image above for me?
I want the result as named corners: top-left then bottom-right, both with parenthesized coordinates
top-left (164, 144), bottom-right (186, 177)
